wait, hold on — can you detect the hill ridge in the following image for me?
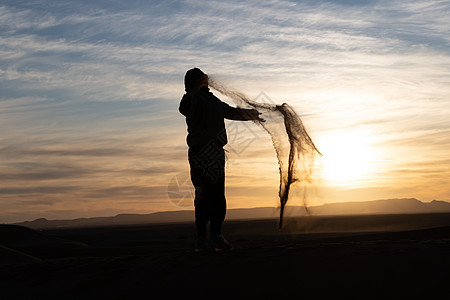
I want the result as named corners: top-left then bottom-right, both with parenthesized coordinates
top-left (12, 198), bottom-right (450, 229)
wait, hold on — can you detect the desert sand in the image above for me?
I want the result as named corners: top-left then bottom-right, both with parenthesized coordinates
top-left (1, 213), bottom-right (449, 299)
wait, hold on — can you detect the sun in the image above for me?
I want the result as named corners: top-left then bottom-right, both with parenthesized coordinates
top-left (316, 128), bottom-right (378, 186)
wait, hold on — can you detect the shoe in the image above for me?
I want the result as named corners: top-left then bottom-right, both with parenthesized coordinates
top-left (211, 235), bottom-right (232, 250)
top-left (194, 237), bottom-right (216, 252)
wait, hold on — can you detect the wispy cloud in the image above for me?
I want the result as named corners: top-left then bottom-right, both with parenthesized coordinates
top-left (1, 0), bottom-right (450, 222)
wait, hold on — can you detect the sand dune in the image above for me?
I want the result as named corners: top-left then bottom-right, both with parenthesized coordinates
top-left (1, 213), bottom-right (449, 298)
top-left (0, 224), bottom-right (87, 262)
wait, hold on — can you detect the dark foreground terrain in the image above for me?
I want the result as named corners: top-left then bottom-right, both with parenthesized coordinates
top-left (1, 213), bottom-right (449, 299)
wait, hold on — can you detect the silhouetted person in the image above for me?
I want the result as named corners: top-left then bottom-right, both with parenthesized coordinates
top-left (179, 68), bottom-right (263, 251)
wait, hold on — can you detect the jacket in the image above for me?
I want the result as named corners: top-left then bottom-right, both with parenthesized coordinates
top-left (179, 87), bottom-right (252, 148)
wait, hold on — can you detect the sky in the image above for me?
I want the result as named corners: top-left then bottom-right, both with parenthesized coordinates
top-left (1, 0), bottom-right (450, 223)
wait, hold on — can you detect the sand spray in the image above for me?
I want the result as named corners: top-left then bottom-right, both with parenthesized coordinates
top-left (209, 78), bottom-right (322, 229)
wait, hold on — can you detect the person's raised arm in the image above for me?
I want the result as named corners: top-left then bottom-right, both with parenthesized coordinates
top-left (222, 102), bottom-right (265, 122)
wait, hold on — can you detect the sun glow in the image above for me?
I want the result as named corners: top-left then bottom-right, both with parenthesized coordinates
top-left (316, 128), bottom-right (378, 186)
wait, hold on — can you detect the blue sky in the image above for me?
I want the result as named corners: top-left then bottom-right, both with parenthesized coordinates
top-left (1, 0), bottom-right (450, 222)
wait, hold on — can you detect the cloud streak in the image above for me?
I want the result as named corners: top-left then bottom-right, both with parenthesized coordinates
top-left (1, 0), bottom-right (450, 222)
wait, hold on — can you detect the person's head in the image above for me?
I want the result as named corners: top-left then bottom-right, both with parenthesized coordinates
top-left (184, 67), bottom-right (208, 93)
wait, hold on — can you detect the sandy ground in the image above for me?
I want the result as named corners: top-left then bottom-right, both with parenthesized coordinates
top-left (1, 213), bottom-right (449, 299)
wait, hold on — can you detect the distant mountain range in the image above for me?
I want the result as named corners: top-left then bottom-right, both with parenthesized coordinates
top-left (13, 198), bottom-right (450, 229)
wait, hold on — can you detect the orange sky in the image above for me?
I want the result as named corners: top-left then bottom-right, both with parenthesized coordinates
top-left (1, 0), bottom-right (450, 222)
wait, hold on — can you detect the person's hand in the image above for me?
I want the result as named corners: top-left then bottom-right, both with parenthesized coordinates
top-left (247, 109), bottom-right (265, 122)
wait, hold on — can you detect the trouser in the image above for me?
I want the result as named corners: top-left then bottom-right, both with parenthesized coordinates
top-left (188, 142), bottom-right (226, 238)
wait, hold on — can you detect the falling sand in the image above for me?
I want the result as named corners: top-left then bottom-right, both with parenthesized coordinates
top-left (209, 78), bottom-right (322, 229)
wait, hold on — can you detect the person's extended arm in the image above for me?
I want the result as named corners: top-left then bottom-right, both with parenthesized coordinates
top-left (222, 102), bottom-right (264, 122)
